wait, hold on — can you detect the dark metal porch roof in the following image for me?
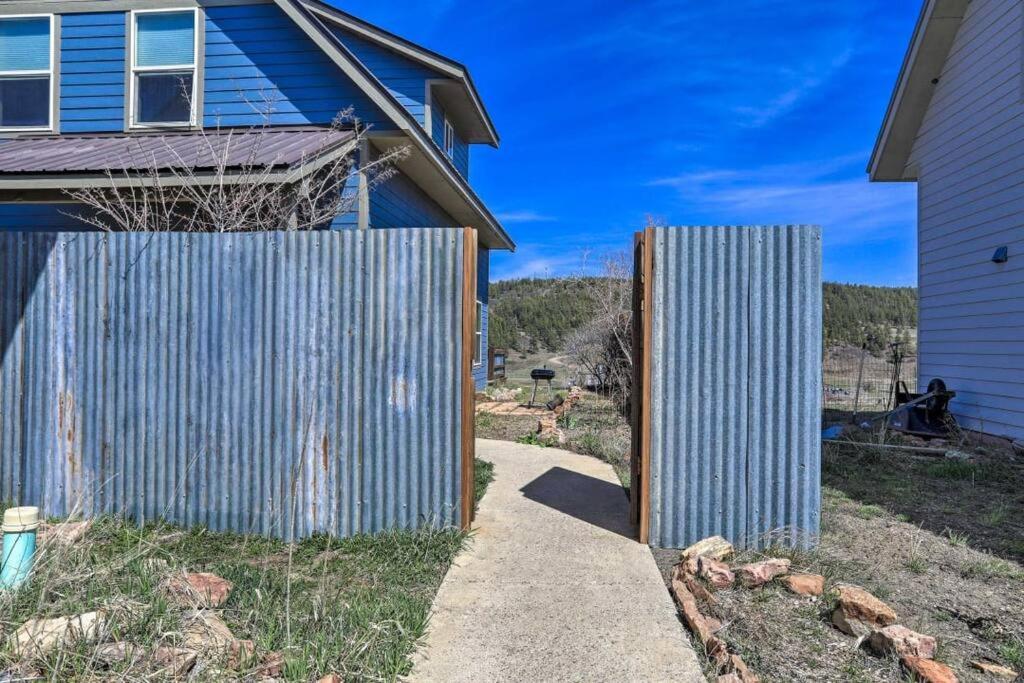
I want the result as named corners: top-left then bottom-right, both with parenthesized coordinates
top-left (0, 127), bottom-right (355, 175)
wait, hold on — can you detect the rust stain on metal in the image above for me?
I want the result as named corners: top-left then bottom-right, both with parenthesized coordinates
top-left (322, 434), bottom-right (329, 473)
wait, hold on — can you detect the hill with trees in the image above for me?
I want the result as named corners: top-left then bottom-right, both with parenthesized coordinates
top-left (489, 278), bottom-right (917, 355)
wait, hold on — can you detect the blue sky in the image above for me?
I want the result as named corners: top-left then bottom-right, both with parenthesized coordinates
top-left (337, 0), bottom-right (922, 285)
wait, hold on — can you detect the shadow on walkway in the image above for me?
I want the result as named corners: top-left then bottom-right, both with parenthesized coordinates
top-left (519, 466), bottom-right (634, 539)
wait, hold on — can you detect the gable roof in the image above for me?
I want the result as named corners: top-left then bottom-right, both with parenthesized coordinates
top-left (301, 0), bottom-right (500, 147)
top-left (868, 0), bottom-right (968, 181)
top-left (271, 0), bottom-right (513, 250)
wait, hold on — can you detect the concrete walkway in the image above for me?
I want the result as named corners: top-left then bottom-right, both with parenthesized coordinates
top-left (409, 439), bottom-right (704, 683)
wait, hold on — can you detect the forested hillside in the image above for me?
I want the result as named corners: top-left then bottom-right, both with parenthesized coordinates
top-left (823, 283), bottom-right (917, 353)
top-left (488, 278), bottom-right (601, 351)
top-left (489, 278), bottom-right (917, 354)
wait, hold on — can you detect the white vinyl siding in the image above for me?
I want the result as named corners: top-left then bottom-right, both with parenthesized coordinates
top-left (908, 0), bottom-right (1024, 438)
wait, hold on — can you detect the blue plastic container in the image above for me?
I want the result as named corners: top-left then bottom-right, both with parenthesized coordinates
top-left (1, 507), bottom-right (40, 591)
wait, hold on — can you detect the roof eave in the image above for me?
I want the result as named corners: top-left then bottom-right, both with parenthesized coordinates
top-left (868, 0), bottom-right (967, 182)
top-left (302, 0), bottom-right (500, 147)
top-left (271, 0), bottom-right (513, 250)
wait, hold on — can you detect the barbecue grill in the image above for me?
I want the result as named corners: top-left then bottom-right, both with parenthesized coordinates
top-left (527, 367), bottom-right (556, 408)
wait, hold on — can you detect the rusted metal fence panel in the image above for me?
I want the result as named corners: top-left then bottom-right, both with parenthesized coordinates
top-left (646, 226), bottom-right (822, 549)
top-left (0, 229), bottom-right (466, 540)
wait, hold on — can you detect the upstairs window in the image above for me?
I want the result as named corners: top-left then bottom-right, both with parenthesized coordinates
top-left (131, 9), bottom-right (197, 127)
top-left (0, 15), bottom-right (54, 131)
top-left (443, 117), bottom-right (455, 159)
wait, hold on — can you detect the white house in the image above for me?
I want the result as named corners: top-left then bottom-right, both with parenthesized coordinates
top-left (870, 0), bottom-right (1024, 440)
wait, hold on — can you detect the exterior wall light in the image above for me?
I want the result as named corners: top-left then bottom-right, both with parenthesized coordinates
top-left (992, 246), bottom-right (1009, 264)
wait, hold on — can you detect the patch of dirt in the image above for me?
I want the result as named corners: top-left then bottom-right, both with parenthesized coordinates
top-left (823, 430), bottom-right (1024, 562)
top-left (476, 391), bottom-right (632, 487)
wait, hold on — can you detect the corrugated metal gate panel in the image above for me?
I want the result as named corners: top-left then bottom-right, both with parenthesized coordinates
top-left (0, 229), bottom-right (465, 540)
top-left (647, 226), bottom-right (821, 549)
top-left (747, 228), bottom-right (822, 548)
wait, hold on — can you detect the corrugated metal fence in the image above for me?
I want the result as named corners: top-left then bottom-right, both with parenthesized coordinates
top-left (641, 226), bottom-right (822, 549)
top-left (0, 229), bottom-right (467, 539)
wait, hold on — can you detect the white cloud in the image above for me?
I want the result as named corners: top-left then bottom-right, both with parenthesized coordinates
top-left (494, 210), bottom-right (557, 223)
top-left (649, 153), bottom-right (917, 246)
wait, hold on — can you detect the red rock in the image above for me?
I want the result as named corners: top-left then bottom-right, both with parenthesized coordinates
top-left (970, 661), bottom-right (1018, 679)
top-left (256, 652), bottom-right (285, 679)
top-left (685, 573), bottom-right (717, 604)
top-left (670, 570), bottom-right (727, 662)
top-left (699, 557), bottom-right (736, 590)
top-left (186, 572), bottom-right (233, 607)
top-left (182, 611), bottom-right (236, 651)
top-left (228, 639), bottom-right (257, 669)
top-left (782, 573), bottom-right (824, 596)
top-left (39, 520), bottom-right (93, 545)
top-left (681, 536), bottom-right (734, 562)
top-left (727, 654), bottom-right (761, 682)
top-left (736, 558), bottom-right (791, 588)
top-left (868, 625), bottom-right (936, 660)
top-left (151, 647), bottom-right (198, 677)
top-left (901, 656), bottom-right (958, 683)
top-left (831, 585), bottom-right (897, 637)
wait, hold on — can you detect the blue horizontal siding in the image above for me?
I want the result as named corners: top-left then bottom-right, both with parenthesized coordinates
top-left (59, 12), bottom-right (125, 133)
top-left (369, 166), bottom-right (457, 230)
top-left (203, 4), bottom-right (387, 128)
top-left (431, 100), bottom-right (470, 179)
top-left (0, 204), bottom-right (96, 231)
top-left (330, 26), bottom-right (440, 125)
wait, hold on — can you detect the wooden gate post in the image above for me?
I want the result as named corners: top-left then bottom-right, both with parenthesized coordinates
top-left (630, 228), bottom-right (655, 544)
top-left (460, 227), bottom-right (479, 530)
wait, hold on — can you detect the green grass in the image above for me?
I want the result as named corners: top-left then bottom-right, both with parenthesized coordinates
top-left (960, 556), bottom-right (1024, 582)
top-left (924, 460), bottom-right (979, 480)
top-left (906, 557), bottom-right (928, 574)
top-left (998, 638), bottom-right (1023, 670)
top-left (856, 504), bottom-right (885, 520)
top-left (516, 433), bottom-right (551, 447)
top-left (983, 503), bottom-right (1009, 527)
top-left (945, 528), bottom-right (970, 547)
top-left (475, 459), bottom-right (495, 511)
top-left (0, 517), bottom-right (467, 681)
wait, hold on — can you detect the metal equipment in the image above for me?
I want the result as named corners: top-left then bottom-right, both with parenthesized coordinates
top-left (527, 367), bottom-right (556, 408)
top-left (887, 377), bottom-right (958, 438)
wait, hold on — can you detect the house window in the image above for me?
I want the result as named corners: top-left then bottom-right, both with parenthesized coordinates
top-left (474, 299), bottom-right (483, 366)
top-left (0, 15), bottom-right (54, 131)
top-left (130, 9), bottom-right (198, 127)
top-left (443, 117), bottom-right (455, 159)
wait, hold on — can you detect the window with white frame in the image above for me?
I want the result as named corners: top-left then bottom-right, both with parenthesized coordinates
top-left (443, 117), bottom-right (455, 158)
top-left (131, 9), bottom-right (198, 127)
top-left (0, 15), bottom-right (54, 131)
top-left (474, 300), bottom-right (483, 366)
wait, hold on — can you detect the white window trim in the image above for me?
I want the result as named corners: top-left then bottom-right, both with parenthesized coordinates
top-left (0, 13), bottom-right (56, 133)
top-left (128, 7), bottom-right (199, 129)
top-left (443, 117), bottom-right (455, 159)
top-left (473, 299), bottom-right (483, 367)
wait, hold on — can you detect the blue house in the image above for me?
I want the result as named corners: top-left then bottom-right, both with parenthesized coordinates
top-left (0, 0), bottom-right (513, 389)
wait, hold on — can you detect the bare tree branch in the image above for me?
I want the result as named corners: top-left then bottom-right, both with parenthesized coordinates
top-left (64, 100), bottom-right (409, 232)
